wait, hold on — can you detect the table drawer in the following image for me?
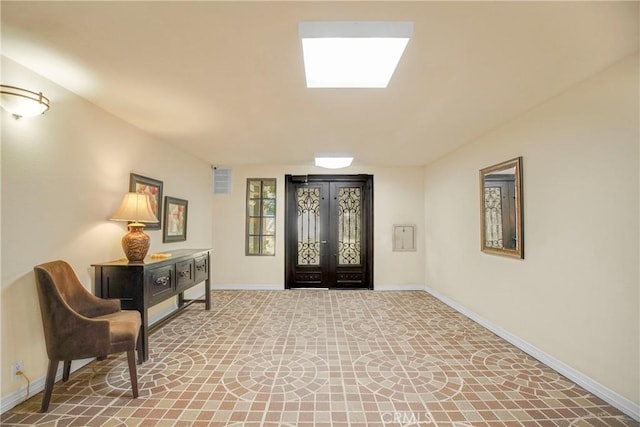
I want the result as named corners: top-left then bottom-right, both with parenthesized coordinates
top-left (147, 264), bottom-right (175, 303)
top-left (176, 259), bottom-right (195, 291)
top-left (194, 255), bottom-right (208, 283)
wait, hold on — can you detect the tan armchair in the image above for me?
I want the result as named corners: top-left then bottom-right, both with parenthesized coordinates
top-left (34, 260), bottom-right (142, 412)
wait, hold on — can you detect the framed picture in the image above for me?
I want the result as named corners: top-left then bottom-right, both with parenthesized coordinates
top-left (130, 173), bottom-right (163, 230)
top-left (163, 196), bottom-right (188, 242)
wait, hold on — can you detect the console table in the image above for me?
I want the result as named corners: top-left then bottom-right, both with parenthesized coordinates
top-left (93, 249), bottom-right (211, 362)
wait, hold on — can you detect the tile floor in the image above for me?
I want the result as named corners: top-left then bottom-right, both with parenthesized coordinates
top-left (2, 290), bottom-right (636, 426)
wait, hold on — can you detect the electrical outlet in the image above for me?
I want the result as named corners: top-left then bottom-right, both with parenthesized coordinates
top-left (11, 360), bottom-right (24, 381)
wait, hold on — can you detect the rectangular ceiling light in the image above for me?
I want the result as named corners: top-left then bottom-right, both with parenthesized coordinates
top-left (315, 154), bottom-right (353, 169)
top-left (299, 21), bottom-right (413, 88)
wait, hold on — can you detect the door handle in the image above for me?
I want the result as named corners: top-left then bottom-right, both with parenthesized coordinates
top-left (321, 241), bottom-right (327, 244)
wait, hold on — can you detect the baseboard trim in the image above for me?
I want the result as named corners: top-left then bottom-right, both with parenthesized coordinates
top-left (424, 286), bottom-right (640, 422)
top-left (212, 284), bottom-right (426, 291)
top-left (212, 284), bottom-right (284, 290)
top-left (374, 283), bottom-right (426, 291)
top-left (1, 357), bottom-right (94, 414)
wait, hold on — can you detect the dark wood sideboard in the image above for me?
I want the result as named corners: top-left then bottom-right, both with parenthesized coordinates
top-left (93, 249), bottom-right (211, 362)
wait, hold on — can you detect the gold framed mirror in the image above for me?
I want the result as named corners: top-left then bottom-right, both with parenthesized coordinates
top-left (480, 157), bottom-right (523, 259)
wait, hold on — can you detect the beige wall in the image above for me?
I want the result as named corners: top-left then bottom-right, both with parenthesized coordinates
top-left (2, 48), bottom-right (637, 416)
top-left (0, 57), bottom-right (213, 399)
top-left (211, 165), bottom-right (425, 289)
top-left (424, 54), bottom-right (639, 404)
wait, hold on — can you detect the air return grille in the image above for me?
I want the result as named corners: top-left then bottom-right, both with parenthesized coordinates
top-left (213, 167), bottom-right (232, 194)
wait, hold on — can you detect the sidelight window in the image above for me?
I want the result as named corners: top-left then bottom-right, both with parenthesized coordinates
top-left (246, 179), bottom-right (276, 256)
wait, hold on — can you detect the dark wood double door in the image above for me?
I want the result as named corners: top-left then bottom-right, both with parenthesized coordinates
top-left (285, 174), bottom-right (373, 289)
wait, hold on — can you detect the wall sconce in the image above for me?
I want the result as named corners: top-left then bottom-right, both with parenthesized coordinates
top-left (0, 84), bottom-right (50, 119)
top-left (111, 192), bottom-right (159, 262)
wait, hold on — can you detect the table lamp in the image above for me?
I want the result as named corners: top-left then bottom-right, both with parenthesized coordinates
top-left (111, 192), bottom-right (159, 262)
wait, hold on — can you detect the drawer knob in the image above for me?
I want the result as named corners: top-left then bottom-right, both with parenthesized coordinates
top-left (196, 265), bottom-right (206, 271)
top-left (154, 277), bottom-right (169, 286)
top-left (179, 270), bottom-right (190, 278)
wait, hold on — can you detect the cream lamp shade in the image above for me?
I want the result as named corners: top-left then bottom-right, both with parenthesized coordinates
top-left (111, 192), bottom-right (159, 225)
top-left (111, 192), bottom-right (159, 262)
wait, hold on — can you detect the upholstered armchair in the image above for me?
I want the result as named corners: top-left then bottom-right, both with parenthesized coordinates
top-left (34, 260), bottom-right (142, 412)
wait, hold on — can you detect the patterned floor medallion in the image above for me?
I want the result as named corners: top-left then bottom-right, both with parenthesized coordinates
top-left (93, 348), bottom-right (207, 396)
top-left (209, 291), bottom-right (239, 308)
top-left (337, 295), bottom-right (371, 314)
top-left (156, 313), bottom-right (232, 342)
top-left (2, 290), bottom-right (636, 426)
top-left (222, 350), bottom-right (329, 401)
top-left (426, 316), bottom-right (495, 342)
top-left (259, 316), bottom-right (322, 339)
top-left (266, 294), bottom-right (303, 313)
top-left (355, 350), bottom-right (463, 402)
top-left (344, 317), bottom-right (417, 342)
top-left (471, 349), bottom-right (586, 398)
top-left (570, 416), bottom-right (636, 426)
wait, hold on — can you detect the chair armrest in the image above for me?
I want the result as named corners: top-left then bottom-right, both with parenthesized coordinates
top-left (81, 296), bottom-right (121, 318)
top-left (74, 289), bottom-right (121, 318)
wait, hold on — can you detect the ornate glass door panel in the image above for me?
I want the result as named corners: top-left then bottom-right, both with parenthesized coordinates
top-left (337, 187), bottom-right (362, 266)
top-left (297, 187), bottom-right (321, 265)
top-left (328, 182), bottom-right (368, 288)
top-left (484, 186), bottom-right (504, 249)
top-left (285, 175), bottom-right (372, 290)
top-left (285, 182), bottom-right (329, 287)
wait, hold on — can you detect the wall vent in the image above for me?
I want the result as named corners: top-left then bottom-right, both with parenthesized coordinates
top-left (213, 167), bottom-right (232, 194)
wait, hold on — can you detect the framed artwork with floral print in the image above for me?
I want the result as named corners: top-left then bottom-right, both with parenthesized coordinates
top-left (163, 196), bottom-right (188, 242)
top-left (129, 173), bottom-right (163, 230)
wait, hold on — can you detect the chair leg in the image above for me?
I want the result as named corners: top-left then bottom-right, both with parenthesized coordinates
top-left (40, 360), bottom-right (59, 413)
top-left (136, 333), bottom-right (143, 365)
top-left (62, 361), bottom-right (71, 381)
top-left (127, 350), bottom-right (139, 399)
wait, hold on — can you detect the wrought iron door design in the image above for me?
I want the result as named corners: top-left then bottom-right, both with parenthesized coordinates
top-left (285, 175), bottom-right (373, 289)
top-left (483, 175), bottom-right (517, 250)
top-left (484, 187), bottom-right (504, 249)
top-left (297, 187), bottom-right (321, 265)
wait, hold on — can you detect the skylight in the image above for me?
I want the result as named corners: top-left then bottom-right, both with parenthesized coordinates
top-left (315, 154), bottom-right (354, 169)
top-left (299, 21), bottom-right (413, 88)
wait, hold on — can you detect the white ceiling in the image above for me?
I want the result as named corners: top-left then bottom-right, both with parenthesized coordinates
top-left (2, 1), bottom-right (638, 167)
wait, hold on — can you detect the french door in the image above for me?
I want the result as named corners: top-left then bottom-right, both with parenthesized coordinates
top-left (285, 174), bottom-right (373, 289)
